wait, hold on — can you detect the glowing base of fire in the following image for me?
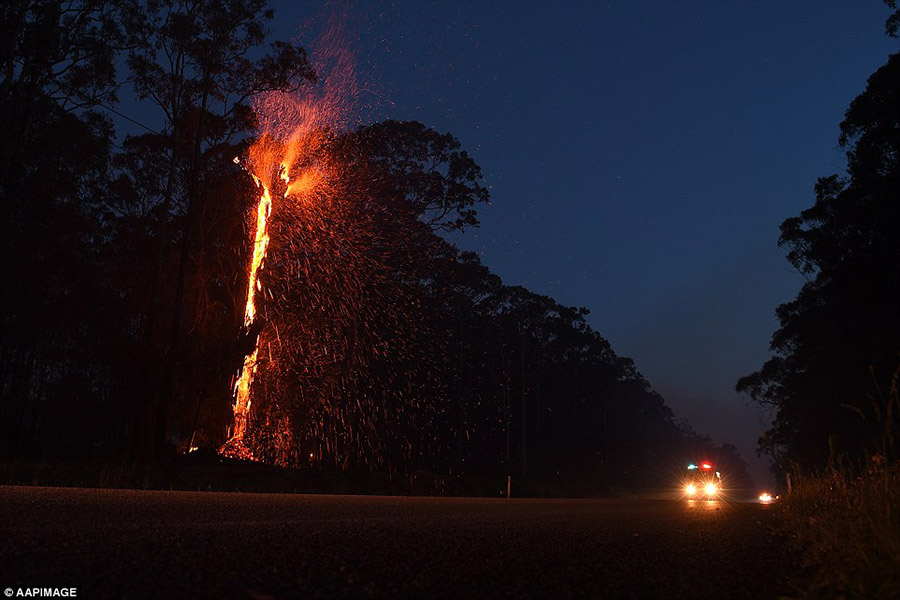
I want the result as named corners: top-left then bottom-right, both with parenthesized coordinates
top-left (218, 439), bottom-right (258, 462)
top-left (218, 345), bottom-right (258, 460)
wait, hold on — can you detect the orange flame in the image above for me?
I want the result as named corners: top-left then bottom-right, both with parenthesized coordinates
top-left (244, 177), bottom-right (272, 326)
top-left (230, 347), bottom-right (258, 442)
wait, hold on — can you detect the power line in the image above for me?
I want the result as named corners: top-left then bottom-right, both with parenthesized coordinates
top-left (98, 102), bottom-right (159, 135)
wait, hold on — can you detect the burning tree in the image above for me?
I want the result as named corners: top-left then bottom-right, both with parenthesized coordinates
top-left (117, 0), bottom-right (315, 461)
top-left (220, 76), bottom-right (490, 468)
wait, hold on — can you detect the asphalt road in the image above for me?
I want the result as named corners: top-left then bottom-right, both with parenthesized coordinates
top-left (0, 486), bottom-right (797, 599)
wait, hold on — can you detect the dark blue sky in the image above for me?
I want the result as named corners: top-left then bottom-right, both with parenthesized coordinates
top-left (263, 0), bottom-right (898, 485)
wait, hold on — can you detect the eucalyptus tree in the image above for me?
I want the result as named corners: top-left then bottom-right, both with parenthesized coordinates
top-left (738, 52), bottom-right (900, 467)
top-left (117, 0), bottom-right (315, 459)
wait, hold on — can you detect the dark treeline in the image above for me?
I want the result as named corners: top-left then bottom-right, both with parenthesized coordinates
top-left (738, 6), bottom-right (899, 477)
top-left (0, 0), bottom-right (752, 493)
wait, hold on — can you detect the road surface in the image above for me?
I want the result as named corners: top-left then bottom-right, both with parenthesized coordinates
top-left (0, 486), bottom-right (797, 599)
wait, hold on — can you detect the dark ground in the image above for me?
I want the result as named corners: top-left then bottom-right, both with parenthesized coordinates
top-left (0, 486), bottom-right (799, 599)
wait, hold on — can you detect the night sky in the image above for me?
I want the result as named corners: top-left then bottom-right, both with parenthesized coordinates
top-left (260, 1), bottom-right (899, 486)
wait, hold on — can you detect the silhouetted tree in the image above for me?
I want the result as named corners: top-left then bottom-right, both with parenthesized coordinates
top-left (737, 51), bottom-right (899, 468)
top-left (0, 0), bottom-right (124, 458)
top-left (1, 0), bottom-right (125, 206)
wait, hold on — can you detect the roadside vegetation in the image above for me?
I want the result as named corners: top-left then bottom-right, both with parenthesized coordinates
top-left (778, 370), bottom-right (900, 598)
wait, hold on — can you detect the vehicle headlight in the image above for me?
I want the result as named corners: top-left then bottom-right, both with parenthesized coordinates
top-left (685, 484), bottom-right (696, 495)
top-left (704, 483), bottom-right (717, 496)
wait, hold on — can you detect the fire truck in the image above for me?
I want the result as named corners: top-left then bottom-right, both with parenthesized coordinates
top-left (683, 461), bottom-right (722, 498)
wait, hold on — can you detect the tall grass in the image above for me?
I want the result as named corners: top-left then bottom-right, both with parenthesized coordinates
top-left (780, 368), bottom-right (900, 598)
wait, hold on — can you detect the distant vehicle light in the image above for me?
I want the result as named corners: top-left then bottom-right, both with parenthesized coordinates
top-left (704, 483), bottom-right (717, 496)
top-left (759, 492), bottom-right (774, 504)
top-left (685, 484), bottom-right (696, 496)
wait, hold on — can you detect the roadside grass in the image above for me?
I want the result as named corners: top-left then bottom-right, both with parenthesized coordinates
top-left (781, 460), bottom-right (899, 598)
top-left (779, 370), bottom-right (900, 598)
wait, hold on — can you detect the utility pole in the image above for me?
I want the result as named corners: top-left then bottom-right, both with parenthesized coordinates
top-left (520, 327), bottom-right (527, 481)
top-left (503, 341), bottom-right (511, 498)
